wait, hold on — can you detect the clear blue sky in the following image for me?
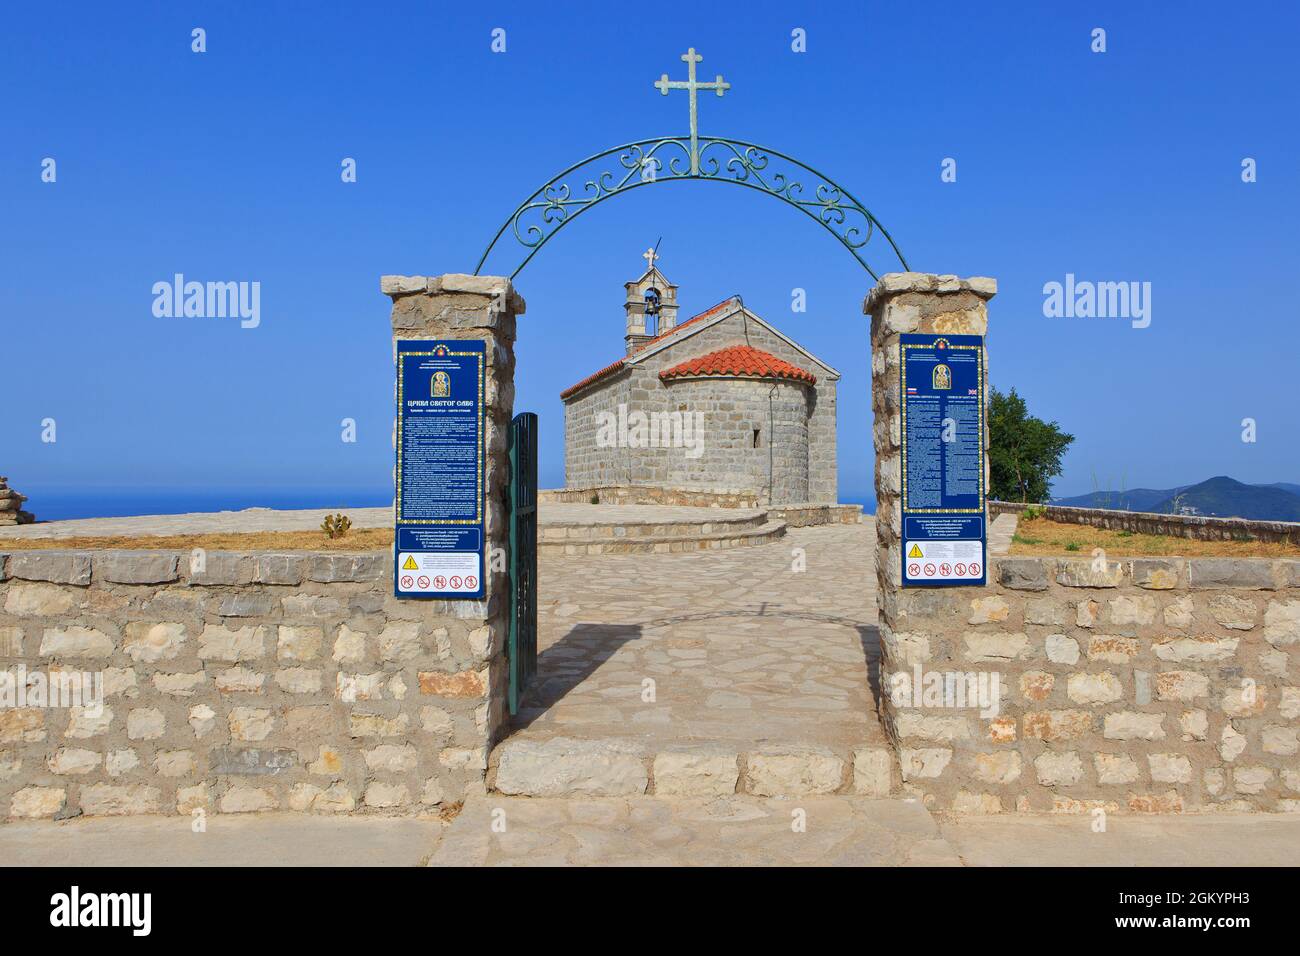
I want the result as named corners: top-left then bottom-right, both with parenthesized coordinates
top-left (2, 0), bottom-right (1297, 514)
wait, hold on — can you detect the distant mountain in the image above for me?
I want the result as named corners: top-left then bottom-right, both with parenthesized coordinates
top-left (1261, 482), bottom-right (1300, 498)
top-left (1051, 476), bottom-right (1300, 522)
top-left (1050, 487), bottom-right (1188, 512)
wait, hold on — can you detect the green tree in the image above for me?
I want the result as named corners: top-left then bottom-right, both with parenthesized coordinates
top-left (988, 387), bottom-right (1073, 503)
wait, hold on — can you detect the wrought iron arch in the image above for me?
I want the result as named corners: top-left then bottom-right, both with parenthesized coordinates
top-left (473, 135), bottom-right (910, 281)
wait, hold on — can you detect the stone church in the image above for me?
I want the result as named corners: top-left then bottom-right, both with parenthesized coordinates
top-left (560, 254), bottom-right (838, 505)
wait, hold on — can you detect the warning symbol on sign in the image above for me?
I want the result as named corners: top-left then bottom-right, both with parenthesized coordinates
top-left (907, 543), bottom-right (924, 559)
top-left (401, 555), bottom-right (419, 571)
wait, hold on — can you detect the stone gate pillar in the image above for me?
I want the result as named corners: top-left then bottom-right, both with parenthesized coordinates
top-left (864, 273), bottom-right (997, 796)
top-left (381, 274), bottom-right (523, 770)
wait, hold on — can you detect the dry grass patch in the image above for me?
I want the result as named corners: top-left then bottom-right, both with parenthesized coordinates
top-left (0, 529), bottom-right (393, 552)
top-left (1009, 517), bottom-right (1300, 558)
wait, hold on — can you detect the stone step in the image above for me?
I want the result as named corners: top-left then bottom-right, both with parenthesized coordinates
top-left (540, 508), bottom-right (769, 541)
top-left (538, 519), bottom-right (787, 556)
top-left (488, 737), bottom-right (897, 798)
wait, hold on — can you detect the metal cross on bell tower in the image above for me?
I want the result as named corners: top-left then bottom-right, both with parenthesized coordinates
top-left (655, 47), bottom-right (730, 176)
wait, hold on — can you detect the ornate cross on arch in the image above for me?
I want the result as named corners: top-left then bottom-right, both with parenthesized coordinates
top-left (655, 47), bottom-right (730, 175)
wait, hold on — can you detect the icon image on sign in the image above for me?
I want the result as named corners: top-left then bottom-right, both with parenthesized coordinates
top-left (450, 576), bottom-right (462, 589)
top-left (907, 543), bottom-right (924, 559)
top-left (417, 576), bottom-right (430, 588)
top-left (939, 563), bottom-right (952, 576)
top-left (433, 576), bottom-right (447, 589)
top-left (954, 563), bottom-right (966, 576)
top-left (400, 575), bottom-right (414, 589)
top-left (908, 563), bottom-right (920, 576)
top-left (970, 563), bottom-right (981, 576)
top-left (466, 575), bottom-right (478, 589)
top-left (924, 563), bottom-right (936, 576)
top-left (401, 555), bottom-right (419, 571)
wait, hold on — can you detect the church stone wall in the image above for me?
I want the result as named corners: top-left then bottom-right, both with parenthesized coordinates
top-left (562, 307), bottom-right (839, 505)
top-left (656, 378), bottom-right (810, 504)
top-left (563, 371), bottom-right (632, 490)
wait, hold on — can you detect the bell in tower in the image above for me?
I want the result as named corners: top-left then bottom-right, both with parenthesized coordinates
top-left (624, 246), bottom-right (679, 355)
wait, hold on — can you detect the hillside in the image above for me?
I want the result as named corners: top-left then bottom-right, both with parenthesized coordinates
top-left (1052, 477), bottom-right (1300, 521)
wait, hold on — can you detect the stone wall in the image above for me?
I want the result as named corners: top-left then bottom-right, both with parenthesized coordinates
top-left (990, 500), bottom-right (1300, 546)
top-left (866, 273), bottom-right (1300, 814)
top-left (539, 486), bottom-right (764, 508)
top-left (879, 554), bottom-right (1300, 813)
top-left (0, 548), bottom-right (498, 820)
top-left (383, 273), bottom-right (520, 752)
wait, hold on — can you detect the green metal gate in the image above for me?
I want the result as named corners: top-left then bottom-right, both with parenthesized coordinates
top-left (507, 412), bottom-right (538, 715)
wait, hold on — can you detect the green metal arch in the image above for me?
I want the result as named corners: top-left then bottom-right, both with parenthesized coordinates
top-left (473, 135), bottom-right (909, 280)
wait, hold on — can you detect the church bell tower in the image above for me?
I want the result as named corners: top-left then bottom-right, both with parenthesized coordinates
top-left (625, 247), bottom-right (679, 355)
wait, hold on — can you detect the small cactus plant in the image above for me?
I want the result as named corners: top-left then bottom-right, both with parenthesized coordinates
top-left (321, 513), bottom-right (352, 538)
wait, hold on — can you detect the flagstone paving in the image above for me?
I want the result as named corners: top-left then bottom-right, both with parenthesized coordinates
top-left (429, 795), bottom-right (958, 867)
top-left (491, 522), bottom-right (889, 795)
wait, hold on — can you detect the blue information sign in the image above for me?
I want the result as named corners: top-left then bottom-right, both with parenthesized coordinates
top-left (900, 333), bottom-right (987, 587)
top-left (394, 340), bottom-right (486, 599)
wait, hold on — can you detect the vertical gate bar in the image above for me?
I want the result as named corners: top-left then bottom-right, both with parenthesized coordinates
top-left (525, 413), bottom-right (538, 687)
top-left (507, 415), bottom-right (521, 715)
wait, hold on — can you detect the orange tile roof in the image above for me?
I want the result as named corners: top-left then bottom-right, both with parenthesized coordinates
top-left (659, 345), bottom-right (816, 386)
top-left (559, 296), bottom-right (739, 400)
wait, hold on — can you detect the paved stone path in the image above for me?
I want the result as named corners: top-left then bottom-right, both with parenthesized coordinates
top-left (429, 795), bottom-right (956, 866)
top-left (492, 522), bottom-right (887, 794)
top-left (988, 512), bottom-right (1018, 555)
top-left (7, 806), bottom-right (1300, 867)
top-left (0, 502), bottom-right (769, 541)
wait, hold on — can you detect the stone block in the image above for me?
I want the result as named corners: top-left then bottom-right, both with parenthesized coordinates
top-left (39, 626), bottom-right (115, 659)
top-left (122, 622), bottom-right (187, 662)
top-left (198, 624), bottom-right (267, 662)
top-left (1054, 559), bottom-right (1124, 588)
top-left (1023, 710), bottom-right (1093, 741)
top-left (218, 593), bottom-right (278, 617)
top-left (1103, 712), bottom-right (1165, 740)
top-left (95, 552), bottom-right (179, 585)
top-left (308, 554), bottom-right (386, 583)
top-left (652, 749), bottom-right (740, 796)
top-left (254, 554), bottom-right (306, 585)
top-left (1034, 751), bottom-right (1084, 786)
top-left (5, 582), bottom-right (77, 616)
top-left (1188, 559), bottom-right (1274, 590)
top-left (189, 553), bottom-right (255, 586)
top-left (494, 738), bottom-right (648, 797)
top-left (996, 559), bottom-right (1048, 591)
top-left (6, 552), bottom-right (92, 586)
top-left (1207, 594), bottom-right (1258, 630)
top-left (1263, 600), bottom-right (1300, 646)
top-left (899, 747), bottom-right (952, 781)
top-left (10, 786), bottom-right (66, 819)
top-left (852, 748), bottom-right (896, 796)
top-left (80, 783), bottom-right (161, 816)
top-left (1130, 559), bottom-right (1181, 590)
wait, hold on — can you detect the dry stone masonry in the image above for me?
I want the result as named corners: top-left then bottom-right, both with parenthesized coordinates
top-left (879, 554), bottom-right (1300, 813)
top-left (0, 548), bottom-right (500, 819)
top-left (0, 478), bottom-right (34, 526)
